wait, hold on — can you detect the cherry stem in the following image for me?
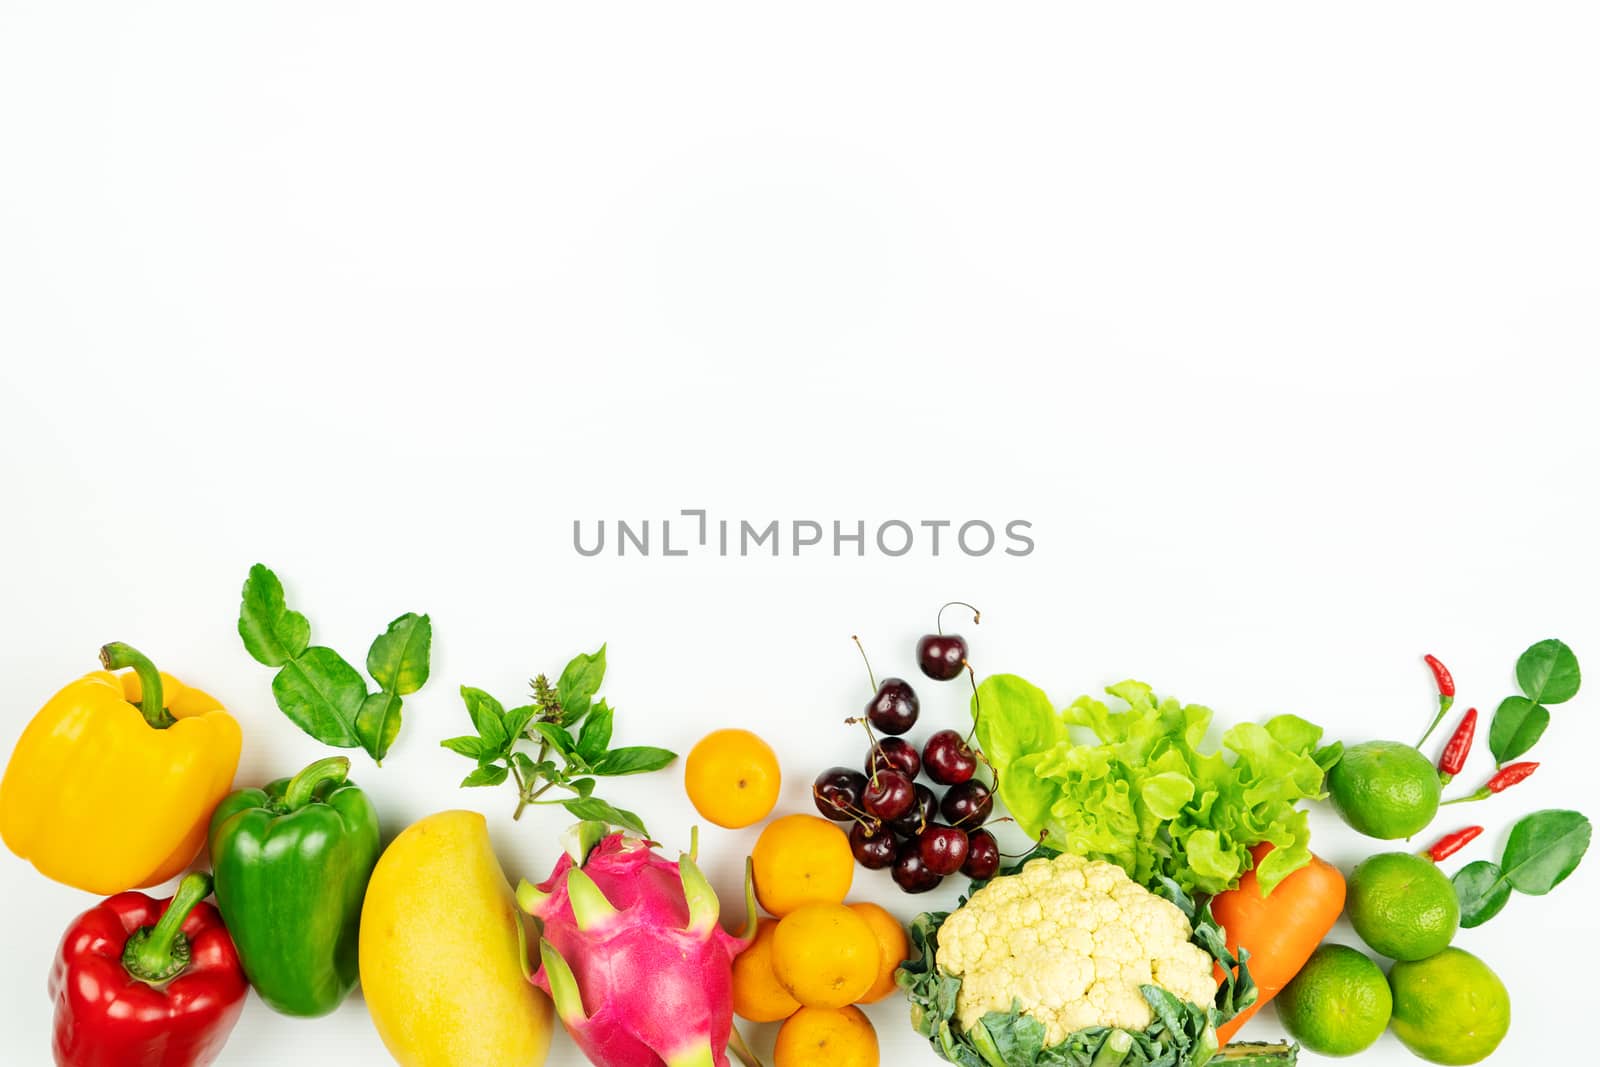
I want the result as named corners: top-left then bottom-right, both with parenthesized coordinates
top-left (845, 715), bottom-right (884, 788)
top-left (936, 601), bottom-right (982, 636)
top-left (996, 829), bottom-right (1051, 860)
top-left (851, 635), bottom-right (878, 693)
top-left (811, 786), bottom-right (880, 831)
top-left (964, 660), bottom-right (983, 746)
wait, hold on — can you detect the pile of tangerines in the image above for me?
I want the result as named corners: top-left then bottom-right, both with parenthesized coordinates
top-left (685, 729), bottom-right (902, 1067)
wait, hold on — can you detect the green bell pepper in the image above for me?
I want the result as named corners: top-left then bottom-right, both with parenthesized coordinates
top-left (208, 756), bottom-right (381, 1017)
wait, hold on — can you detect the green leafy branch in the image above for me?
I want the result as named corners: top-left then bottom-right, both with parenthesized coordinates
top-left (1487, 639), bottom-right (1581, 766)
top-left (238, 563), bottom-right (432, 765)
top-left (443, 644), bottom-right (676, 836)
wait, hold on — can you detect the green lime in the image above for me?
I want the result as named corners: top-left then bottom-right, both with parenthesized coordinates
top-left (1327, 740), bottom-right (1441, 839)
top-left (1276, 943), bottom-right (1392, 1056)
top-left (1347, 851), bottom-right (1460, 961)
top-left (1389, 947), bottom-right (1511, 1065)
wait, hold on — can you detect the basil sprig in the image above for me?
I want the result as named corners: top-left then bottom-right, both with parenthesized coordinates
top-left (443, 644), bottom-right (676, 835)
top-left (1488, 639), bottom-right (1581, 766)
top-left (238, 563), bottom-right (431, 764)
top-left (1454, 808), bottom-right (1592, 927)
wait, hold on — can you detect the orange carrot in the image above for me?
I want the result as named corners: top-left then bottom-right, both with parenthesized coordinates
top-left (1211, 842), bottom-right (1346, 1046)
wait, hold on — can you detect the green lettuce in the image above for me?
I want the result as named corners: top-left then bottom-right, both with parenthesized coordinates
top-left (973, 676), bottom-right (1341, 896)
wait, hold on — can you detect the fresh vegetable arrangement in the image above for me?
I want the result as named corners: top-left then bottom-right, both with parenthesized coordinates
top-left (0, 572), bottom-right (1593, 1067)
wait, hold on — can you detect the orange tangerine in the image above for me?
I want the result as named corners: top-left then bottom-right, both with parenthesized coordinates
top-left (847, 902), bottom-right (909, 1004)
top-left (752, 814), bottom-right (853, 916)
top-left (771, 902), bottom-right (878, 1009)
top-left (684, 728), bottom-right (781, 829)
top-left (731, 918), bottom-right (801, 1023)
top-left (774, 1005), bottom-right (879, 1067)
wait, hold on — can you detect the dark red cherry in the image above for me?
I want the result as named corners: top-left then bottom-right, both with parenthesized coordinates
top-left (892, 838), bottom-right (944, 894)
top-left (849, 820), bottom-right (898, 869)
top-left (941, 780), bottom-right (994, 830)
top-left (918, 824), bottom-right (970, 876)
top-left (922, 730), bottom-right (977, 785)
top-left (961, 828), bottom-right (1001, 880)
top-left (866, 678), bottom-right (920, 735)
top-left (917, 633), bottom-right (969, 681)
top-left (862, 769), bottom-right (915, 821)
top-left (887, 783), bottom-right (938, 838)
top-left (865, 736), bottom-right (920, 780)
top-left (812, 767), bottom-right (867, 821)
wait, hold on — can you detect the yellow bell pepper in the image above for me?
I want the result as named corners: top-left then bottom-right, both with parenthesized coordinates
top-left (0, 643), bottom-right (242, 894)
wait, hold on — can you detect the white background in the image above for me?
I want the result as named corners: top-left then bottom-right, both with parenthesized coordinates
top-left (2, 3), bottom-right (1598, 1065)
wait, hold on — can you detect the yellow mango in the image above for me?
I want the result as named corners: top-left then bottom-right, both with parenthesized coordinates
top-left (360, 810), bottom-right (552, 1066)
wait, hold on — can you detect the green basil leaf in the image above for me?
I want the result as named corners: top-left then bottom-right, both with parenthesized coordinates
top-left (460, 686), bottom-right (508, 753)
top-left (562, 795), bottom-right (647, 836)
top-left (1488, 696), bottom-right (1549, 765)
top-left (238, 564), bottom-right (311, 668)
top-left (568, 777), bottom-right (596, 798)
top-left (461, 763), bottom-right (509, 788)
top-left (1516, 639), bottom-right (1581, 704)
top-left (503, 703), bottom-right (540, 740)
top-left (529, 721), bottom-right (578, 758)
top-left (367, 613), bottom-right (432, 696)
top-left (271, 647), bottom-right (365, 747)
top-left (1453, 860), bottom-right (1513, 928)
top-left (1502, 809), bottom-right (1592, 895)
top-left (592, 746), bottom-right (678, 776)
top-left (441, 735), bottom-right (488, 760)
top-left (510, 751), bottom-right (538, 777)
top-left (576, 700), bottom-right (614, 763)
top-left (557, 645), bottom-right (607, 722)
top-left (355, 690), bottom-right (404, 764)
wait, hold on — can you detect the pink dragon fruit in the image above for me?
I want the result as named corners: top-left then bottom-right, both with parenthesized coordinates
top-left (518, 823), bottom-right (761, 1067)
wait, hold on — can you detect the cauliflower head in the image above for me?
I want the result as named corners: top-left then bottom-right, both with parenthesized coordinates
top-left (934, 852), bottom-right (1216, 1046)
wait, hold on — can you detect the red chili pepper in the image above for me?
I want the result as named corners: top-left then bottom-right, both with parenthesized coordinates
top-left (1424, 825), bottom-right (1484, 862)
top-left (1417, 653), bottom-right (1457, 746)
top-left (1436, 706), bottom-right (1478, 785)
top-left (1424, 654), bottom-right (1457, 698)
top-left (1442, 761), bottom-right (1540, 806)
top-left (50, 872), bottom-right (247, 1067)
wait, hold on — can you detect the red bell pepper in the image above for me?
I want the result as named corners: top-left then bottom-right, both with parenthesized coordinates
top-left (50, 872), bottom-right (248, 1067)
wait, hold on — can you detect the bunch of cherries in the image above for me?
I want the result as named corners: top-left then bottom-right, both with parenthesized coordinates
top-left (811, 604), bottom-right (999, 894)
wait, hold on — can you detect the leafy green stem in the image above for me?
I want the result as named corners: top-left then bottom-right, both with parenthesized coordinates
top-left (446, 646), bottom-right (676, 836)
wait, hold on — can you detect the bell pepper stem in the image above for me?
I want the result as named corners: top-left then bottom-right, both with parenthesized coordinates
top-left (283, 756), bottom-right (351, 810)
top-left (122, 872), bottom-right (212, 983)
top-left (99, 642), bottom-right (175, 729)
